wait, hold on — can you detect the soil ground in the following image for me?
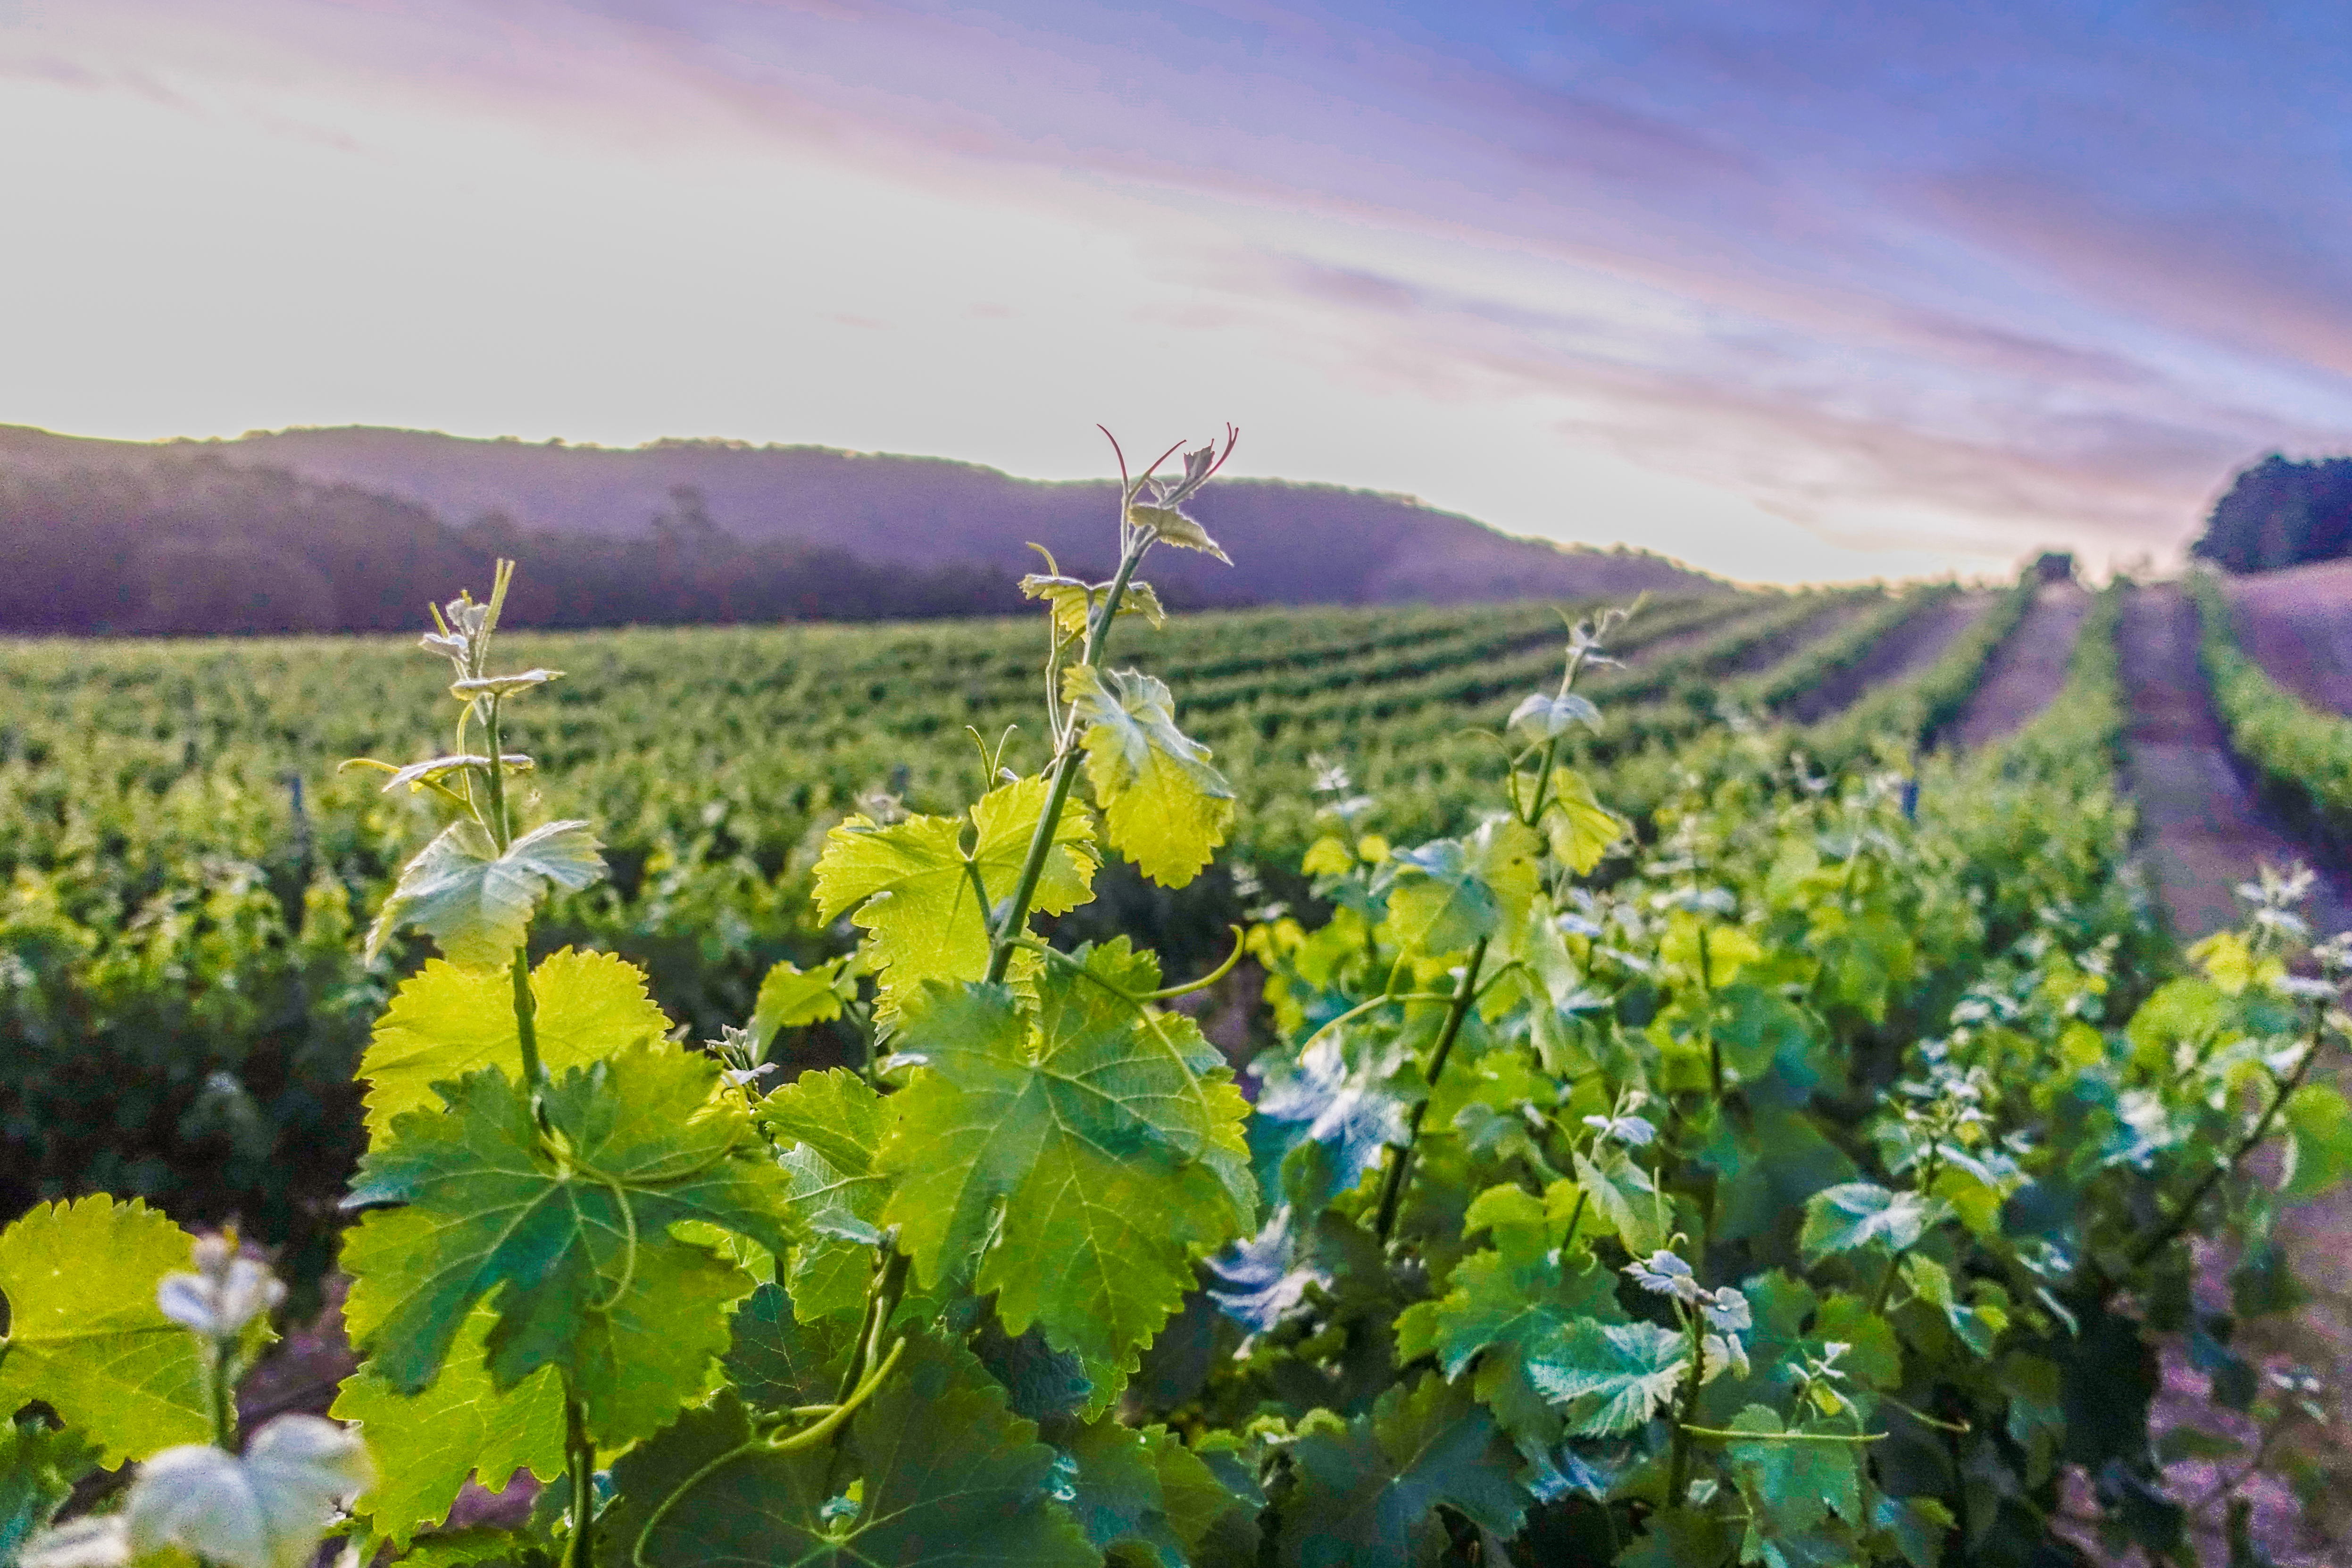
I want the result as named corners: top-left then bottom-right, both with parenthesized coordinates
top-left (2112, 583), bottom-right (2352, 1567)
top-left (2225, 559), bottom-right (2352, 717)
top-left (1939, 582), bottom-right (2088, 749)
top-left (1786, 592), bottom-right (1993, 724)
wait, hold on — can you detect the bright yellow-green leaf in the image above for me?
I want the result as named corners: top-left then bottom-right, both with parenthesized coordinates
top-left (330, 1306), bottom-right (565, 1549)
top-left (1066, 665), bottom-right (1236, 888)
top-left (1661, 912), bottom-right (1763, 988)
top-left (359, 948), bottom-right (671, 1138)
top-left (342, 1046), bottom-right (789, 1445)
top-left (747, 957), bottom-right (850, 1050)
top-left (0, 1198), bottom-right (208, 1467)
top-left (1542, 768), bottom-right (1624, 875)
top-left (364, 818), bottom-right (605, 969)
top-left (811, 775), bottom-right (1099, 1008)
top-left (1301, 835), bottom-right (1355, 878)
top-left (877, 943), bottom-right (1254, 1410)
top-left (1385, 817), bottom-right (1540, 957)
top-left (2283, 1083), bottom-right (2352, 1201)
top-left (1019, 574), bottom-right (1167, 637)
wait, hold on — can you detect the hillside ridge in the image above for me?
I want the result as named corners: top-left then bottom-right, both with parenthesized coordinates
top-left (0, 422), bottom-right (1724, 612)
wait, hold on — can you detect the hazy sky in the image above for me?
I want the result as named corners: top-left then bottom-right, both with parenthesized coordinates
top-left (6, 1), bottom-right (2351, 582)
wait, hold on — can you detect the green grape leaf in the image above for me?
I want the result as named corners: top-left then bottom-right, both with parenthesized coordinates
top-left (721, 1282), bottom-right (857, 1415)
top-left (1800, 1183), bottom-right (1946, 1261)
top-left (365, 818), bottom-right (605, 968)
top-left (1058, 1418), bottom-right (1192, 1568)
top-left (0, 1198), bottom-right (207, 1466)
top-left (341, 1046), bottom-right (791, 1445)
top-left (1571, 1147), bottom-right (1665, 1257)
top-left (1525, 1318), bottom-right (1687, 1436)
top-left (392, 1527), bottom-right (547, 1568)
top-left (1419, 1229), bottom-right (1625, 1385)
top-left (811, 776), bottom-right (1099, 1007)
top-left (878, 943), bottom-right (1254, 1410)
top-left (1128, 502), bottom-right (1230, 563)
top-left (1541, 768), bottom-right (1623, 875)
top-left (1723, 1405), bottom-right (1862, 1542)
top-left (782, 1238), bottom-right (874, 1324)
top-left (606, 1331), bottom-right (1096, 1568)
top-left (1065, 664), bottom-right (1236, 888)
top-left (759, 1068), bottom-right (893, 1245)
top-left (359, 949), bottom-right (671, 1138)
top-left (1872, 1494), bottom-right (1956, 1568)
top-left (1020, 574), bottom-right (1168, 637)
top-left (2281, 1083), bottom-right (2352, 1200)
top-left (1279, 1373), bottom-right (1525, 1568)
top-left (1155, 1432), bottom-right (1262, 1566)
top-left (1386, 817), bottom-right (1540, 956)
top-left (0, 1422), bottom-right (100, 1565)
top-left (1613, 1507), bottom-right (1735, 1568)
top-left (747, 958), bottom-right (851, 1050)
top-left (330, 1305), bottom-right (565, 1549)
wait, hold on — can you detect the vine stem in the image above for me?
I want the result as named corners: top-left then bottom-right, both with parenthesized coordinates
top-left (564, 1394), bottom-right (593, 1568)
top-left (2127, 1003), bottom-right (2330, 1272)
top-left (983, 538), bottom-right (1149, 985)
top-left (1666, 1309), bottom-right (1708, 1505)
top-left (1374, 936), bottom-right (1491, 1243)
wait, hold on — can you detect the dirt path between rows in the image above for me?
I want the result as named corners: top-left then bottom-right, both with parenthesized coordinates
top-left (2226, 559), bottom-right (2352, 717)
top-left (2115, 583), bottom-right (2352, 1565)
top-left (1785, 592), bottom-right (1992, 724)
top-left (1937, 582), bottom-right (2087, 750)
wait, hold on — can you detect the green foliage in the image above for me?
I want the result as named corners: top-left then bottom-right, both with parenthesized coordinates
top-left (2192, 569), bottom-right (2352, 851)
top-left (341, 1046), bottom-right (790, 1444)
top-left (878, 944), bottom-right (1254, 1407)
top-left (10, 478), bottom-right (2348, 1568)
top-left (0, 1198), bottom-right (208, 1466)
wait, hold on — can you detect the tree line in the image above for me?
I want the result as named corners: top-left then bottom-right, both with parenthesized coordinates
top-left (0, 459), bottom-right (1056, 636)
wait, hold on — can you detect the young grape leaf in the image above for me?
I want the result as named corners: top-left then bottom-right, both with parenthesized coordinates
top-left (877, 942), bottom-right (1254, 1409)
top-left (1127, 502), bottom-right (1230, 563)
top-left (125, 1416), bottom-right (374, 1568)
top-left (1279, 1373), bottom-right (1526, 1568)
top-left (0, 1422), bottom-right (100, 1565)
top-left (359, 949), bottom-right (671, 1137)
top-left (1065, 664), bottom-right (1236, 888)
top-left (746, 958), bottom-right (851, 1051)
top-left (1509, 690), bottom-right (1601, 738)
top-left (0, 1198), bottom-right (208, 1466)
top-left (758, 1068), bottom-right (892, 1245)
top-left (1570, 1148), bottom-right (1665, 1257)
top-left (1385, 817), bottom-right (1540, 956)
top-left (811, 775), bottom-right (1099, 1009)
top-left (330, 1305), bottom-right (565, 1549)
top-left (1524, 1318), bottom-right (1687, 1436)
top-left (1020, 573), bottom-right (1168, 637)
top-left (1722, 1405), bottom-right (1861, 1542)
top-left (2281, 1083), bottom-right (2352, 1200)
top-left (341, 1045), bottom-right (792, 1445)
top-left (1872, 1494), bottom-right (1958, 1568)
top-left (605, 1331), bottom-right (1096, 1568)
top-left (1799, 1183), bottom-right (1947, 1262)
top-left (365, 818), bottom-right (605, 969)
top-left (1541, 768), bottom-right (1623, 874)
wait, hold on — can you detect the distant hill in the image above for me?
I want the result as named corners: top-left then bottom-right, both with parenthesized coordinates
top-left (0, 425), bottom-right (1721, 626)
top-left (2192, 452), bottom-right (2352, 575)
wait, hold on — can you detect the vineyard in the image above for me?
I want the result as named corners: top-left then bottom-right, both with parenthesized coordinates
top-left (4, 471), bottom-right (2352, 1568)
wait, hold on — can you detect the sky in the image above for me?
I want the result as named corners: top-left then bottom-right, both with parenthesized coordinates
top-left (5, 2), bottom-right (2352, 584)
